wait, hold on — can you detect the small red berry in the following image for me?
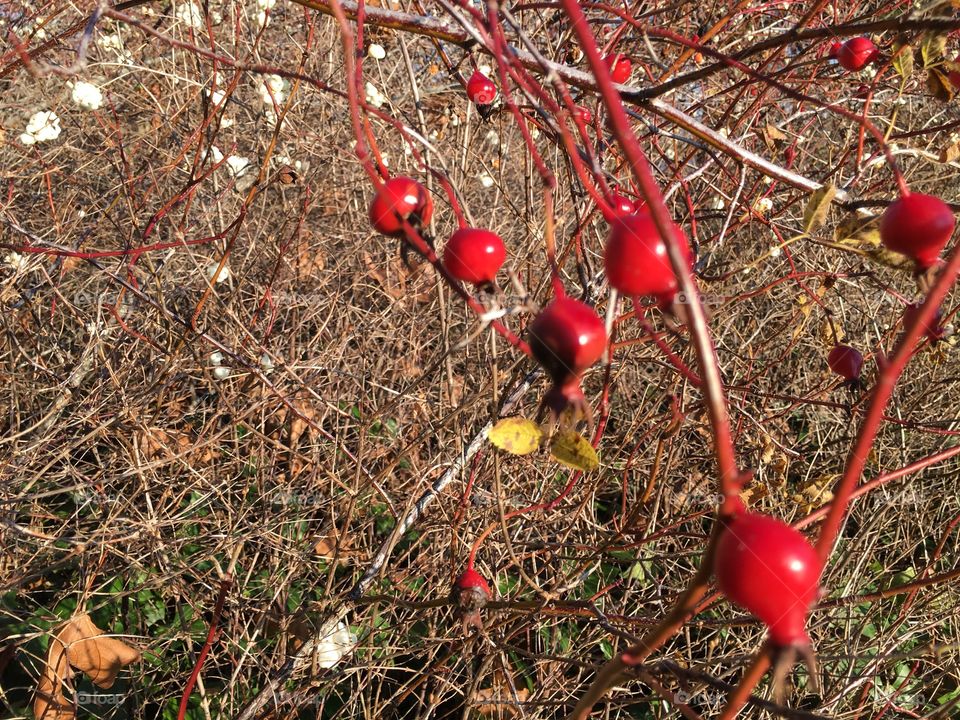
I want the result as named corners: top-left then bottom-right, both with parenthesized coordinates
top-left (603, 53), bottom-right (632, 83)
top-left (715, 512), bottom-right (820, 647)
top-left (529, 297), bottom-right (606, 384)
top-left (836, 37), bottom-right (878, 72)
top-left (827, 344), bottom-right (863, 381)
top-left (369, 176), bottom-right (434, 237)
top-left (454, 567), bottom-right (491, 598)
top-left (466, 70), bottom-right (497, 105)
top-left (573, 105), bottom-right (592, 125)
top-left (879, 193), bottom-right (956, 270)
top-left (442, 227), bottom-right (506, 287)
top-left (604, 211), bottom-right (693, 301)
top-left (603, 192), bottom-right (637, 220)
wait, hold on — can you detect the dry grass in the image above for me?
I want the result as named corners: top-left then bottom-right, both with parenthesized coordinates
top-left (2, 1), bottom-right (960, 719)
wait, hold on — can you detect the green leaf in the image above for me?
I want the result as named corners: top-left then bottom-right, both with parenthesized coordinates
top-left (487, 417), bottom-right (544, 455)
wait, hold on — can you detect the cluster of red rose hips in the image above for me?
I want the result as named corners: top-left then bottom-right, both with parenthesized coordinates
top-left (368, 57), bottom-right (958, 688)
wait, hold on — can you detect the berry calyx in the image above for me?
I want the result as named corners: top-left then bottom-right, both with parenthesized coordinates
top-left (879, 193), bottom-right (955, 270)
top-left (836, 37), bottom-right (878, 72)
top-left (369, 176), bottom-right (434, 238)
top-left (827, 344), bottom-right (863, 382)
top-left (442, 227), bottom-right (507, 287)
top-left (604, 211), bottom-right (693, 302)
top-left (529, 297), bottom-right (607, 424)
top-left (603, 53), bottom-right (632, 83)
top-left (827, 41), bottom-right (842, 59)
top-left (466, 70), bottom-right (497, 106)
top-left (716, 511), bottom-right (820, 648)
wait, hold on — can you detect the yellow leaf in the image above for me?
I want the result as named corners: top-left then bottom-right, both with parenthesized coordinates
top-left (920, 33), bottom-right (947, 69)
top-left (892, 42), bottom-right (913, 80)
top-left (832, 214), bottom-right (914, 270)
top-left (549, 430), bottom-right (599, 471)
top-left (487, 417), bottom-right (543, 455)
top-left (802, 184), bottom-right (836, 233)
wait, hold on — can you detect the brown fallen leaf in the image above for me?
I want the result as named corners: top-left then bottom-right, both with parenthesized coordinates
top-left (473, 686), bottom-right (530, 719)
top-left (34, 614), bottom-right (140, 720)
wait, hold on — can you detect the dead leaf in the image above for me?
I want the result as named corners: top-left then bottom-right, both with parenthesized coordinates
top-left (832, 214), bottom-right (913, 270)
top-left (762, 123), bottom-right (787, 152)
top-left (802, 184), bottom-right (837, 233)
top-left (487, 417), bottom-right (544, 455)
top-left (940, 141), bottom-right (960, 164)
top-left (549, 430), bottom-right (600, 471)
top-left (927, 68), bottom-right (957, 102)
top-left (34, 614), bottom-right (140, 720)
top-left (473, 686), bottom-right (530, 719)
top-left (792, 475), bottom-right (836, 513)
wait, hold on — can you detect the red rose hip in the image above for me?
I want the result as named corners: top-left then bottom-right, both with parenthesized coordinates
top-left (529, 297), bottom-right (607, 424)
top-left (827, 344), bottom-right (863, 382)
top-left (604, 211), bottom-right (693, 301)
top-left (369, 176), bottom-right (433, 237)
top-left (879, 193), bottom-right (955, 270)
top-left (715, 511), bottom-right (820, 647)
top-left (836, 37), bottom-right (878, 71)
top-left (603, 53), bottom-right (632, 83)
top-left (466, 70), bottom-right (497, 106)
top-left (442, 227), bottom-right (506, 287)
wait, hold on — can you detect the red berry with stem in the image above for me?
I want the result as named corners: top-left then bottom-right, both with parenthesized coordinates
top-left (836, 37), bottom-right (878, 71)
top-left (604, 211), bottom-right (693, 302)
top-left (716, 511), bottom-right (820, 648)
top-left (442, 227), bottom-right (506, 287)
top-left (369, 176), bottom-right (434, 237)
top-left (573, 105), bottom-right (592, 125)
top-left (604, 192), bottom-right (637, 220)
top-left (879, 193), bottom-right (956, 270)
top-left (454, 567), bottom-right (491, 599)
top-left (529, 297), bottom-right (607, 423)
top-left (827, 344), bottom-right (863, 382)
top-left (603, 53), bottom-right (632, 83)
top-left (452, 567), bottom-right (492, 633)
top-left (466, 70), bottom-right (497, 105)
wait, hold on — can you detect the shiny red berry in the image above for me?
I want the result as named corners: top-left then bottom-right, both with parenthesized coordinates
top-left (529, 297), bottom-right (606, 385)
top-left (836, 37), bottom-right (878, 71)
top-left (715, 512), bottom-right (820, 647)
top-left (879, 193), bottom-right (955, 270)
top-left (604, 192), bottom-right (637, 220)
top-left (603, 53), bottom-right (632, 83)
top-left (442, 227), bottom-right (506, 286)
top-left (454, 567), bottom-right (491, 598)
top-left (604, 211), bottom-right (693, 301)
top-left (827, 344), bottom-right (863, 381)
top-left (529, 297), bottom-right (607, 424)
top-left (466, 70), bottom-right (497, 105)
top-left (369, 176), bottom-right (434, 237)
top-left (573, 105), bottom-right (592, 125)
